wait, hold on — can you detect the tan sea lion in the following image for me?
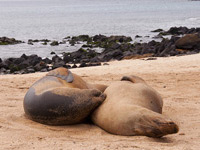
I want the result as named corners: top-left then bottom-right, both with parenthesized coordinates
top-left (91, 75), bottom-right (179, 138)
top-left (23, 67), bottom-right (107, 125)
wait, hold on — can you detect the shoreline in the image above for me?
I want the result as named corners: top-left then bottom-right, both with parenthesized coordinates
top-left (0, 26), bottom-right (200, 74)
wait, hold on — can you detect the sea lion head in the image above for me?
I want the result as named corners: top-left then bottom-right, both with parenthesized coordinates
top-left (46, 67), bottom-right (74, 83)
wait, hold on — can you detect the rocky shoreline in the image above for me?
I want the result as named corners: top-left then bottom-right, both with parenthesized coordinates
top-left (0, 26), bottom-right (200, 74)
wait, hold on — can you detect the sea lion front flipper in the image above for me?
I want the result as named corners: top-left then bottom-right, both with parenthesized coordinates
top-left (24, 87), bottom-right (106, 125)
top-left (46, 67), bottom-right (74, 83)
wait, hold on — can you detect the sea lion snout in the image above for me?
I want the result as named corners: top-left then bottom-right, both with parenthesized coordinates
top-left (148, 118), bottom-right (179, 138)
top-left (89, 89), bottom-right (106, 104)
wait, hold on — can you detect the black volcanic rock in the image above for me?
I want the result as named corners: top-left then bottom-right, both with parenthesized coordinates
top-left (1, 28), bottom-right (200, 74)
top-left (175, 33), bottom-right (200, 50)
top-left (151, 29), bottom-right (164, 32)
top-left (98, 49), bottom-right (124, 62)
top-left (43, 58), bottom-right (52, 64)
top-left (50, 51), bottom-right (56, 55)
top-left (21, 54), bottom-right (28, 59)
top-left (52, 61), bottom-right (66, 69)
top-left (50, 41), bottom-right (59, 46)
top-left (34, 61), bottom-right (47, 71)
top-left (157, 27), bottom-right (200, 36)
top-left (52, 55), bottom-right (62, 63)
top-left (0, 37), bottom-right (23, 45)
top-left (63, 53), bottom-right (73, 63)
top-left (27, 54), bottom-right (42, 66)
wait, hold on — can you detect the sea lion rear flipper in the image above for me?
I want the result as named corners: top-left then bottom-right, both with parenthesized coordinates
top-left (46, 67), bottom-right (74, 83)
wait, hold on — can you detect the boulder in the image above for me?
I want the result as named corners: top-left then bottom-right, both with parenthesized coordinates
top-left (50, 51), bottom-right (56, 55)
top-left (0, 61), bottom-right (9, 69)
top-left (135, 35), bottom-right (142, 38)
top-left (0, 37), bottom-right (23, 45)
top-left (42, 58), bottom-right (52, 64)
top-left (52, 61), bottom-right (66, 69)
top-left (99, 49), bottom-right (123, 61)
top-left (151, 29), bottom-right (164, 32)
top-left (93, 35), bottom-right (108, 42)
top-left (79, 62), bottom-right (87, 68)
top-left (50, 41), bottom-right (59, 46)
top-left (69, 39), bottom-right (76, 46)
top-left (13, 58), bottom-right (25, 65)
top-left (175, 34), bottom-right (200, 50)
top-left (27, 54), bottom-right (42, 66)
top-left (33, 39), bottom-right (39, 42)
top-left (63, 53), bottom-right (73, 63)
top-left (34, 61), bottom-right (47, 71)
top-left (18, 60), bottom-right (31, 70)
top-left (107, 42), bottom-right (120, 50)
top-left (40, 39), bottom-right (50, 42)
top-left (28, 41), bottom-right (33, 45)
top-left (9, 64), bottom-right (20, 73)
top-left (52, 55), bottom-right (62, 63)
top-left (21, 54), bottom-right (28, 60)
top-left (108, 36), bottom-right (132, 43)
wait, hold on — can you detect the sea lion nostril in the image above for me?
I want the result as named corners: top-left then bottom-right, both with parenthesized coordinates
top-left (169, 121), bottom-right (175, 125)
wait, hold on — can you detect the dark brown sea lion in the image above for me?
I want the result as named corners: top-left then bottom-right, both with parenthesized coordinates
top-left (91, 75), bottom-right (179, 138)
top-left (23, 67), bottom-right (107, 125)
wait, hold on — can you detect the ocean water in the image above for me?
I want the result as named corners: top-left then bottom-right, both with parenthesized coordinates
top-left (0, 0), bottom-right (200, 58)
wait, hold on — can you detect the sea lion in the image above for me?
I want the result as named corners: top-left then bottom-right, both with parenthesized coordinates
top-left (91, 75), bottom-right (179, 138)
top-left (24, 67), bottom-right (107, 125)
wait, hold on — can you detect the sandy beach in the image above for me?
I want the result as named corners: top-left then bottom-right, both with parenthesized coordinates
top-left (0, 53), bottom-right (199, 150)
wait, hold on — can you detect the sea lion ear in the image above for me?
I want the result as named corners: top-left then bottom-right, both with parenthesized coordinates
top-left (62, 70), bottom-right (74, 83)
top-left (46, 67), bottom-right (74, 83)
top-left (121, 75), bottom-right (145, 84)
